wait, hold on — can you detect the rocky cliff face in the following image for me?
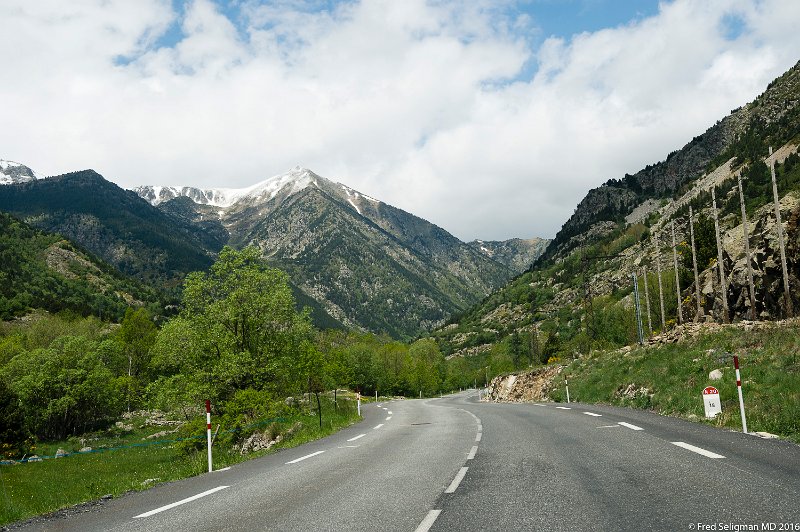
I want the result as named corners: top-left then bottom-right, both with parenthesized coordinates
top-left (543, 60), bottom-right (800, 263)
top-left (469, 238), bottom-right (550, 274)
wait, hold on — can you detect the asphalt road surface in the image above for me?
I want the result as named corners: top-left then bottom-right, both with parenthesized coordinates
top-left (15, 392), bottom-right (800, 531)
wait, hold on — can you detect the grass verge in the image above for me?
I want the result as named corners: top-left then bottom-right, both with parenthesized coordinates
top-left (0, 396), bottom-right (361, 526)
top-left (550, 321), bottom-right (800, 443)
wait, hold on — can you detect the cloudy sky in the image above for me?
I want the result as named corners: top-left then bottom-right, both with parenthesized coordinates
top-left (2, 0), bottom-right (799, 241)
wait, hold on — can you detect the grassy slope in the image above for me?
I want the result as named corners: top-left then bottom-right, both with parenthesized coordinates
top-left (0, 396), bottom-right (361, 526)
top-left (551, 321), bottom-right (800, 443)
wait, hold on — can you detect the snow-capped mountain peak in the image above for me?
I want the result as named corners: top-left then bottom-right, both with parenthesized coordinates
top-left (134, 166), bottom-right (322, 208)
top-left (0, 160), bottom-right (42, 185)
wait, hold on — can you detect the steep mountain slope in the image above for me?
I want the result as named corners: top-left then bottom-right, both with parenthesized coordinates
top-left (140, 168), bottom-right (514, 338)
top-left (0, 170), bottom-right (218, 285)
top-left (543, 59), bottom-right (800, 263)
top-left (0, 212), bottom-right (162, 320)
top-left (469, 238), bottom-right (550, 273)
top-left (431, 58), bottom-right (800, 363)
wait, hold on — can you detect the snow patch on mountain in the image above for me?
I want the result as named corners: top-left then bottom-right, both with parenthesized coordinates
top-left (135, 166), bottom-right (319, 208)
top-left (0, 160), bottom-right (42, 185)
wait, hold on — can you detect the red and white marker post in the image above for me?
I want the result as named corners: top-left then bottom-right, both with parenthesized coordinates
top-left (733, 356), bottom-right (748, 434)
top-left (206, 400), bottom-right (213, 472)
top-left (356, 392), bottom-right (361, 417)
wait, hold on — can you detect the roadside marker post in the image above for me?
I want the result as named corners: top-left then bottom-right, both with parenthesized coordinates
top-left (565, 379), bottom-right (571, 404)
top-left (357, 392), bottom-right (361, 417)
top-left (205, 400), bottom-right (213, 473)
top-left (702, 386), bottom-right (721, 418)
top-left (734, 356), bottom-right (748, 433)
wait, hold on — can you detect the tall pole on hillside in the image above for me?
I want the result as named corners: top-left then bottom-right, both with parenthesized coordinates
top-left (689, 206), bottom-right (703, 321)
top-left (653, 232), bottom-right (667, 330)
top-left (642, 266), bottom-right (653, 336)
top-left (632, 273), bottom-right (644, 345)
top-left (671, 221), bottom-right (683, 325)
top-left (712, 187), bottom-right (729, 323)
top-left (737, 173), bottom-right (757, 320)
top-left (768, 146), bottom-right (793, 318)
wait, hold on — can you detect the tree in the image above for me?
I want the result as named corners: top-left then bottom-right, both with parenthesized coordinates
top-left (151, 246), bottom-right (315, 404)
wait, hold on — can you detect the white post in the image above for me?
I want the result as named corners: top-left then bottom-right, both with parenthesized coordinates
top-left (375, 390), bottom-right (378, 401)
top-left (205, 400), bottom-right (213, 473)
top-left (357, 393), bottom-right (361, 417)
top-left (565, 379), bottom-right (571, 404)
top-left (734, 356), bottom-right (748, 434)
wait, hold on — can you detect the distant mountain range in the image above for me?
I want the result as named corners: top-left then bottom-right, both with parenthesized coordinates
top-left (0, 164), bottom-right (542, 338)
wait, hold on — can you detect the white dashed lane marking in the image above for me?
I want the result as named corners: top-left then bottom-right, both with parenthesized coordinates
top-left (286, 450), bottom-right (325, 464)
top-left (445, 467), bottom-right (469, 493)
top-left (671, 441), bottom-right (725, 459)
top-left (618, 422), bottom-right (644, 431)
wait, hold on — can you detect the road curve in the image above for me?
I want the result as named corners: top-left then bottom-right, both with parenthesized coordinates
top-left (14, 392), bottom-right (800, 531)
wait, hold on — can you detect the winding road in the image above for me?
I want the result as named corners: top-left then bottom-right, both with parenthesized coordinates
top-left (18, 392), bottom-right (800, 531)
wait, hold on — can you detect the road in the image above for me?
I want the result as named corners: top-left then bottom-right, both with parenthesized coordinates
top-left (16, 392), bottom-right (800, 531)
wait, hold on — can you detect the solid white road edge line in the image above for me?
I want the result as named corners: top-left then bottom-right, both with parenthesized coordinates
top-left (215, 467), bottom-right (231, 472)
top-left (373, 423), bottom-right (384, 430)
top-left (347, 434), bottom-right (366, 442)
top-left (415, 510), bottom-right (442, 532)
top-left (286, 450), bottom-right (325, 464)
top-left (618, 422), bottom-right (644, 431)
top-left (445, 467), bottom-right (469, 493)
top-left (133, 486), bottom-right (230, 519)
top-left (467, 445), bottom-right (478, 460)
top-left (671, 441), bottom-right (725, 459)
top-left (583, 412), bottom-right (602, 417)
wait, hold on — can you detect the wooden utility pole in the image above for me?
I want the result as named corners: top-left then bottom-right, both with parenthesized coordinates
top-left (737, 173), bottom-right (757, 320)
top-left (642, 266), bottom-right (653, 336)
top-left (689, 206), bottom-right (702, 320)
top-left (653, 232), bottom-right (666, 330)
top-left (671, 221), bottom-right (683, 324)
top-left (768, 146), bottom-right (793, 317)
top-left (712, 187), bottom-right (729, 323)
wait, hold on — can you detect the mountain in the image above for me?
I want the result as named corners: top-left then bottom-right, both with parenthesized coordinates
top-left (0, 170), bottom-right (218, 286)
top-left (542, 59), bottom-right (800, 264)
top-left (0, 160), bottom-right (41, 185)
top-left (138, 167), bottom-right (516, 339)
top-left (431, 58), bottom-right (800, 363)
top-left (0, 211), bottom-right (162, 321)
top-left (468, 238), bottom-right (550, 274)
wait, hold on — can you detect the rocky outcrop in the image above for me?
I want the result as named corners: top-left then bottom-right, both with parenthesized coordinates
top-left (486, 365), bottom-right (563, 402)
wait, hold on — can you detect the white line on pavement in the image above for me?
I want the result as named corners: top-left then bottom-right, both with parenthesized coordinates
top-left (415, 510), bottom-right (442, 532)
top-left (445, 467), bottom-right (469, 493)
top-left (286, 450), bottom-right (325, 464)
top-left (583, 412), bottom-right (602, 417)
top-left (373, 424), bottom-right (384, 430)
top-left (388, 411), bottom-right (392, 414)
top-left (618, 422), bottom-right (644, 431)
top-left (555, 406), bottom-right (572, 410)
top-left (386, 416), bottom-right (392, 421)
top-left (215, 467), bottom-right (231, 472)
top-left (133, 486), bottom-right (230, 519)
top-left (596, 425), bottom-right (619, 428)
top-left (347, 434), bottom-right (366, 442)
top-left (475, 432), bottom-right (482, 442)
top-left (671, 441), bottom-right (725, 459)
top-left (467, 445), bottom-right (478, 460)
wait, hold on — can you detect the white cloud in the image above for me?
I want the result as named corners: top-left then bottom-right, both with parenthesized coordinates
top-left (1, 0), bottom-right (799, 241)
